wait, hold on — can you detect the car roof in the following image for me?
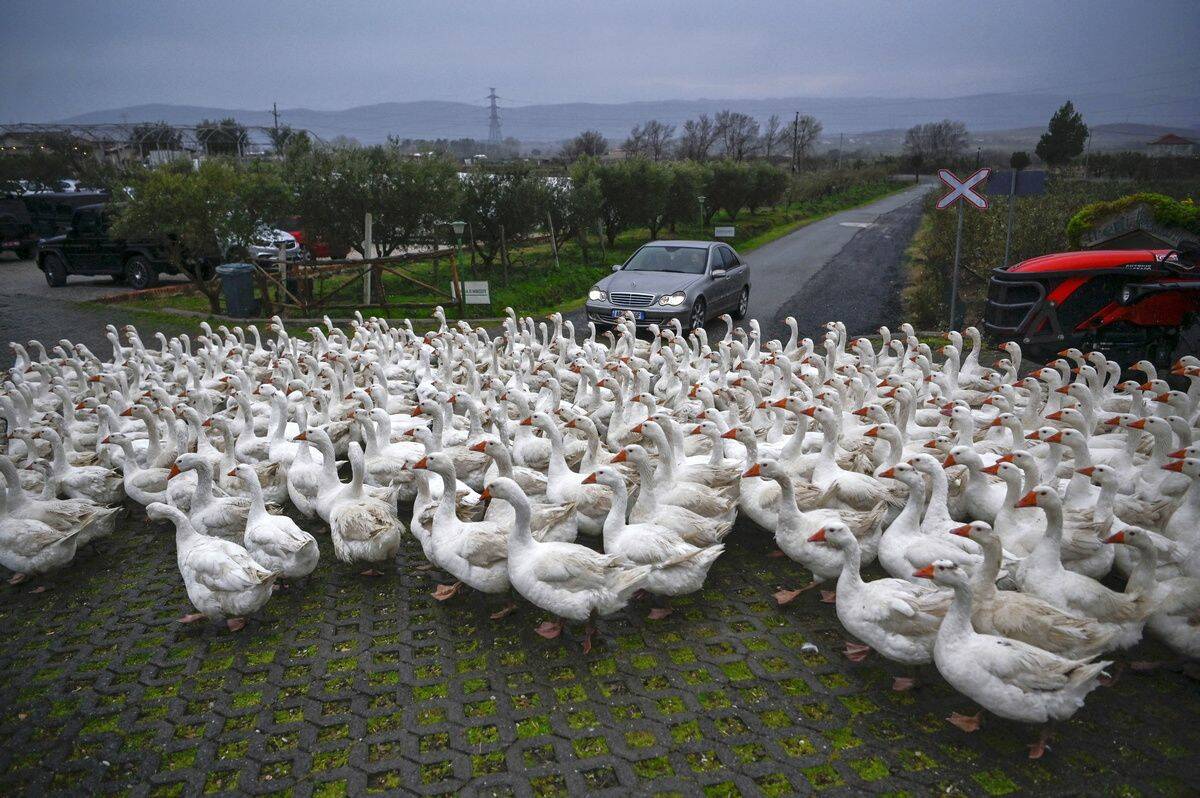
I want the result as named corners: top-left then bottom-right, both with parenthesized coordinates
top-left (642, 240), bottom-right (718, 248)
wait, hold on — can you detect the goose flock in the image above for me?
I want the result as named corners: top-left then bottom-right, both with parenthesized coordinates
top-left (2, 308), bottom-right (1199, 759)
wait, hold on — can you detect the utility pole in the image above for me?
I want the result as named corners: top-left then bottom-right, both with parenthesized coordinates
top-left (487, 88), bottom-right (502, 148)
top-left (790, 111), bottom-right (799, 173)
top-left (272, 102), bottom-right (279, 134)
top-left (837, 132), bottom-right (843, 169)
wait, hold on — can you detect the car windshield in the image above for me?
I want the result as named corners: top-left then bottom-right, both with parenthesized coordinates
top-left (623, 246), bottom-right (708, 274)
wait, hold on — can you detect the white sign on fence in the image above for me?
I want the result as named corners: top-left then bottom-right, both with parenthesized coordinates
top-left (714, 226), bottom-right (736, 238)
top-left (451, 280), bottom-right (491, 305)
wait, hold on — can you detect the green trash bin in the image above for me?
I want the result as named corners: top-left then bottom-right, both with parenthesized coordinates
top-left (215, 262), bottom-right (259, 318)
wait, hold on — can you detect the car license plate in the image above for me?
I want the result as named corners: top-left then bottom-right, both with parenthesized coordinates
top-left (2, 241), bottom-right (18, 248)
top-left (611, 309), bottom-right (645, 320)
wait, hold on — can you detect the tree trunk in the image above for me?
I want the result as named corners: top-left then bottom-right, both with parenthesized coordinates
top-left (575, 227), bottom-right (590, 263)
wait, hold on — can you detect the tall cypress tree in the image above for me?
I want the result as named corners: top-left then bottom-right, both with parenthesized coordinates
top-left (1035, 101), bottom-right (1089, 166)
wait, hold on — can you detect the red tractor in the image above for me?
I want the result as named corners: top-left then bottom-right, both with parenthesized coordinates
top-left (984, 247), bottom-right (1200, 366)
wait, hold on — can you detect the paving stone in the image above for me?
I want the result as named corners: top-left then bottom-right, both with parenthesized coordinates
top-left (0, 507), bottom-right (1196, 797)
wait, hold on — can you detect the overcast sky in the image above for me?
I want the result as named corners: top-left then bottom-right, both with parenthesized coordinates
top-left (1, 0), bottom-right (1197, 121)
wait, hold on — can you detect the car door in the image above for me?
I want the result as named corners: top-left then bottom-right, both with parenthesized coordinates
top-left (722, 245), bottom-right (749, 307)
top-left (707, 246), bottom-right (731, 308)
top-left (94, 209), bottom-right (124, 273)
top-left (62, 209), bottom-right (101, 272)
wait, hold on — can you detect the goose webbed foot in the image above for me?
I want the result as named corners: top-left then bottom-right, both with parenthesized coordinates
top-left (947, 711), bottom-right (983, 733)
top-left (431, 581), bottom-right (463, 600)
top-left (8, 573), bottom-right (28, 585)
top-left (489, 601), bottom-right (519, 620)
top-left (891, 676), bottom-right (917, 691)
top-left (767, 548), bottom-right (787, 558)
top-left (536, 619), bottom-right (564, 639)
top-left (582, 622), bottom-right (597, 654)
top-left (226, 617), bottom-right (246, 632)
top-left (843, 641), bottom-right (871, 662)
top-left (178, 613), bottom-right (206, 624)
top-left (1027, 726), bottom-right (1052, 759)
top-left (819, 590), bottom-right (837, 603)
top-left (359, 568), bottom-right (385, 577)
top-left (647, 606), bottom-right (672, 620)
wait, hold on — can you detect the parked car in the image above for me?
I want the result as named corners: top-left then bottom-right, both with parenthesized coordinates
top-left (585, 240), bottom-right (750, 331)
top-left (239, 225), bottom-right (308, 263)
top-left (36, 204), bottom-right (189, 289)
top-left (0, 197), bottom-right (37, 259)
top-left (277, 216), bottom-right (350, 259)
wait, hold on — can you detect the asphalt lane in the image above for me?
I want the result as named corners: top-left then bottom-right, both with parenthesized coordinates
top-left (743, 181), bottom-right (932, 341)
top-left (564, 181), bottom-right (932, 344)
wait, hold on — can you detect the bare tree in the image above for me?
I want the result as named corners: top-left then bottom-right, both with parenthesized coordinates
top-left (677, 115), bottom-right (720, 161)
top-left (761, 114), bottom-right (784, 159)
top-left (793, 115), bottom-right (823, 163)
top-left (715, 110), bottom-right (760, 161)
top-left (642, 120), bottom-right (676, 160)
top-left (903, 119), bottom-right (968, 178)
top-left (561, 130), bottom-right (609, 161)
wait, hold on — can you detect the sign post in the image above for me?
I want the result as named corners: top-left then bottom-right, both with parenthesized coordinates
top-left (984, 170), bottom-right (1047, 267)
top-left (936, 167), bottom-right (991, 329)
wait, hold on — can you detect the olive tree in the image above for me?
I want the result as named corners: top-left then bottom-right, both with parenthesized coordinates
top-left (458, 165), bottom-right (549, 265)
top-left (111, 159), bottom-right (289, 313)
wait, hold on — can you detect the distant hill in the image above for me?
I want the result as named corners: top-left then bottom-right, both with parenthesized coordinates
top-left (56, 92), bottom-right (1199, 150)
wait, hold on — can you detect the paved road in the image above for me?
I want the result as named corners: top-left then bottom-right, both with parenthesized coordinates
top-left (565, 181), bottom-right (932, 344)
top-left (0, 255), bottom-right (192, 369)
top-left (744, 181), bottom-right (932, 341)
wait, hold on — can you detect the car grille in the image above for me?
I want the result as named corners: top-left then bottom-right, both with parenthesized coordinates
top-left (609, 291), bottom-right (655, 307)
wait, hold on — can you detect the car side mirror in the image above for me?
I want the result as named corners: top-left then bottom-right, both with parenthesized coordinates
top-left (611, 264), bottom-right (622, 272)
top-left (711, 269), bottom-right (727, 279)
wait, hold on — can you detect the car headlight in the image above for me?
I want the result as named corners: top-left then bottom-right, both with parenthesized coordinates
top-left (588, 288), bottom-right (607, 302)
top-left (659, 292), bottom-right (687, 306)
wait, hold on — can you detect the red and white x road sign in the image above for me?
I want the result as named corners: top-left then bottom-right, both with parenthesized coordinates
top-left (936, 167), bottom-right (991, 210)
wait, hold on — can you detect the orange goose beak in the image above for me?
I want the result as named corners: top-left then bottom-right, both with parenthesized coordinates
top-left (519, 417), bottom-right (533, 426)
top-left (612, 450), bottom-right (629, 463)
top-left (1128, 419), bottom-right (1147, 430)
top-left (581, 472), bottom-right (598, 484)
top-left (1016, 491), bottom-right (1039, 508)
top-left (469, 441), bottom-right (487, 453)
top-left (864, 426), bottom-right (879, 438)
top-left (1162, 460), bottom-right (1185, 473)
top-left (912, 565), bottom-right (935, 579)
top-left (942, 454), bottom-right (957, 468)
top-left (167, 464), bottom-right (181, 481)
top-left (413, 457), bottom-right (429, 469)
top-left (1076, 466), bottom-right (1096, 477)
top-left (1104, 531), bottom-right (1125, 544)
top-left (720, 429), bottom-right (738, 440)
top-left (741, 463), bottom-right (761, 478)
top-left (1168, 449), bottom-right (1187, 459)
top-left (878, 467), bottom-right (896, 479)
top-left (226, 468), bottom-right (238, 478)
top-left (949, 524), bottom-right (972, 538)
top-left (807, 528), bottom-right (827, 543)
top-left (293, 432), bottom-right (308, 441)
top-left (480, 487), bottom-right (492, 501)
top-left (981, 463), bottom-right (1001, 475)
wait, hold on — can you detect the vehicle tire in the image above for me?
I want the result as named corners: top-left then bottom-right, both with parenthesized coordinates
top-left (124, 256), bottom-right (158, 290)
top-left (42, 254), bottom-right (67, 287)
top-left (732, 287), bottom-right (749, 320)
top-left (688, 297), bottom-right (707, 331)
